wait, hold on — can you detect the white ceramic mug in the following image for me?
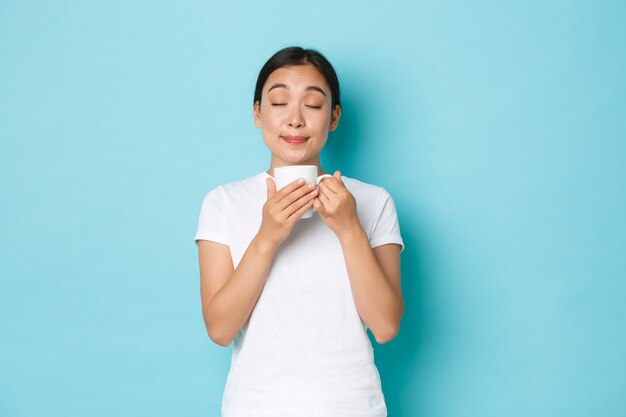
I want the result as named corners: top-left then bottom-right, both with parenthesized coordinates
top-left (273, 165), bottom-right (333, 219)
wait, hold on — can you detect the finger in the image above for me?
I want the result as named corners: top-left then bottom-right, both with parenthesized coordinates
top-left (320, 176), bottom-right (343, 194)
top-left (317, 188), bottom-right (331, 206)
top-left (317, 175), bottom-right (332, 185)
top-left (333, 170), bottom-right (344, 184)
top-left (284, 187), bottom-right (318, 215)
top-left (277, 182), bottom-right (316, 210)
top-left (272, 178), bottom-right (305, 204)
top-left (313, 198), bottom-right (324, 213)
top-left (287, 199), bottom-right (315, 221)
top-left (318, 180), bottom-right (337, 198)
top-left (276, 178), bottom-right (306, 197)
top-left (318, 182), bottom-right (333, 201)
top-left (266, 178), bottom-right (277, 200)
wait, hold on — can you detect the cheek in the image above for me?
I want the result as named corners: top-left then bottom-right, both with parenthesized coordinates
top-left (316, 112), bottom-right (332, 128)
top-left (260, 110), bottom-right (281, 130)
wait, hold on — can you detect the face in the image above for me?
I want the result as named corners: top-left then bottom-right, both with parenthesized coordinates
top-left (254, 64), bottom-right (341, 168)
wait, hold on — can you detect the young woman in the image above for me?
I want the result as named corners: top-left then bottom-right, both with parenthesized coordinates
top-left (195, 46), bottom-right (404, 417)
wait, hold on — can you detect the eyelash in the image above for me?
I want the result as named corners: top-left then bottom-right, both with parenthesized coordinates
top-left (270, 103), bottom-right (322, 109)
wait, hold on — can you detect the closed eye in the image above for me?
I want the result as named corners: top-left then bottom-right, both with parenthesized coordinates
top-left (271, 103), bottom-right (287, 106)
top-left (306, 105), bottom-right (322, 109)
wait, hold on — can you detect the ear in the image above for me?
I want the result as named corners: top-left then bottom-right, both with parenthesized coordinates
top-left (329, 104), bottom-right (341, 132)
top-left (253, 101), bottom-right (262, 128)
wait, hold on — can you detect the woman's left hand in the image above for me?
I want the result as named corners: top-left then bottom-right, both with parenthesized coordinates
top-left (313, 171), bottom-right (361, 237)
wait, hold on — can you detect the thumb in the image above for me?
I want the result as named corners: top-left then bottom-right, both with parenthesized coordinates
top-left (333, 170), bottom-right (343, 184)
top-left (266, 177), bottom-right (276, 199)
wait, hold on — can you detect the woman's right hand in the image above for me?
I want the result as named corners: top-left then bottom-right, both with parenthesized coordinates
top-left (257, 177), bottom-right (319, 248)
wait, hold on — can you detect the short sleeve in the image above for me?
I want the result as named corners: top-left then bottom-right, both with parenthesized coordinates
top-left (194, 187), bottom-right (229, 245)
top-left (369, 188), bottom-right (404, 252)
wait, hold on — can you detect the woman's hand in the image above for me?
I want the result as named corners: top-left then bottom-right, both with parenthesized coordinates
top-left (314, 171), bottom-right (361, 237)
top-left (257, 177), bottom-right (319, 248)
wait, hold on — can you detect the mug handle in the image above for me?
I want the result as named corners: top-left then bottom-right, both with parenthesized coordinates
top-left (316, 174), bottom-right (334, 185)
top-left (312, 174), bottom-right (335, 212)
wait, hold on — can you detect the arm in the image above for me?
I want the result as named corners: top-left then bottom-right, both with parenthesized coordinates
top-left (338, 231), bottom-right (403, 344)
top-left (314, 172), bottom-right (404, 344)
top-left (198, 178), bottom-right (319, 346)
top-left (198, 237), bottom-right (276, 347)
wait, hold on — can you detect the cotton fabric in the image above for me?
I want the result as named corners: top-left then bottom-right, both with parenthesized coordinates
top-left (195, 172), bottom-right (403, 417)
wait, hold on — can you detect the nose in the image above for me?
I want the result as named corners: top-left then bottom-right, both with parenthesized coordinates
top-left (288, 107), bottom-right (304, 128)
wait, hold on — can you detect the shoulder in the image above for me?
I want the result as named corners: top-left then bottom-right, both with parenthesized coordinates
top-left (343, 175), bottom-right (403, 250)
top-left (342, 176), bottom-right (398, 223)
top-left (342, 175), bottom-right (390, 203)
top-left (200, 172), bottom-right (267, 202)
top-left (220, 172), bottom-right (266, 193)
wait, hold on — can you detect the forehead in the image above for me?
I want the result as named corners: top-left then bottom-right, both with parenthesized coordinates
top-left (264, 64), bottom-right (330, 93)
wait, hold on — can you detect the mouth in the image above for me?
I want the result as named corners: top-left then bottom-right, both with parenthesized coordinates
top-left (281, 135), bottom-right (308, 145)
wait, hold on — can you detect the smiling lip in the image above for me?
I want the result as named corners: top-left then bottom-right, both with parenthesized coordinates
top-left (282, 135), bottom-right (308, 144)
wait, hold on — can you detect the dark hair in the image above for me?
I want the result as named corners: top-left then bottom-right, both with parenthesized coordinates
top-left (253, 46), bottom-right (341, 108)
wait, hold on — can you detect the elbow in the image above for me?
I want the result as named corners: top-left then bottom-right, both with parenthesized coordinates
top-left (203, 306), bottom-right (234, 347)
top-left (209, 332), bottom-right (232, 347)
top-left (373, 323), bottom-right (400, 344)
top-left (207, 329), bottom-right (233, 347)
top-left (205, 322), bottom-right (234, 347)
top-left (372, 305), bottom-right (403, 344)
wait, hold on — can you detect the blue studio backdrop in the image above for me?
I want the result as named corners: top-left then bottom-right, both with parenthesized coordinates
top-left (1, 1), bottom-right (625, 416)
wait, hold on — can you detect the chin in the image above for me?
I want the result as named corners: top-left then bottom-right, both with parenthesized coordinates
top-left (283, 152), bottom-right (315, 164)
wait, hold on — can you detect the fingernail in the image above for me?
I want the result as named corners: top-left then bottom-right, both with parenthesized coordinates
top-left (298, 178), bottom-right (305, 184)
top-left (307, 183), bottom-right (315, 190)
top-left (310, 189), bottom-right (318, 196)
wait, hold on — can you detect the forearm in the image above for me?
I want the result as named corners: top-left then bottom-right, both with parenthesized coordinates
top-left (204, 235), bottom-right (277, 346)
top-left (338, 223), bottom-right (404, 343)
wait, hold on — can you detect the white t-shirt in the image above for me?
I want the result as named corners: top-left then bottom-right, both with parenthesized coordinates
top-left (195, 171), bottom-right (404, 417)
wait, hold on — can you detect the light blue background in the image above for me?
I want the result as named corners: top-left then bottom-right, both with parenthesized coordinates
top-left (1, 1), bottom-right (625, 416)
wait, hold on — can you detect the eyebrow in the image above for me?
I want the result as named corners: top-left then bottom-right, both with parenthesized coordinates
top-left (267, 83), bottom-right (327, 96)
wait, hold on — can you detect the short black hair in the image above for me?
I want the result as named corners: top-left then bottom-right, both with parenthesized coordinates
top-left (254, 46), bottom-right (341, 109)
